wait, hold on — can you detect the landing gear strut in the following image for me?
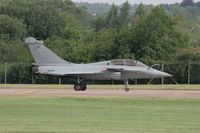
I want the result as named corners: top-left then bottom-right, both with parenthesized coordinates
top-left (74, 76), bottom-right (87, 91)
top-left (123, 79), bottom-right (129, 92)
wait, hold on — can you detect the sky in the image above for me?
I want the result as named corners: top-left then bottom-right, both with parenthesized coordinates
top-left (72, 0), bottom-right (200, 5)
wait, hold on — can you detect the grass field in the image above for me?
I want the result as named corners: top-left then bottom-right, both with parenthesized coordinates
top-left (0, 97), bottom-right (200, 133)
top-left (1, 84), bottom-right (200, 90)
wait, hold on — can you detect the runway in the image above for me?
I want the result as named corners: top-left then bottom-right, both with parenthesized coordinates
top-left (0, 88), bottom-right (200, 99)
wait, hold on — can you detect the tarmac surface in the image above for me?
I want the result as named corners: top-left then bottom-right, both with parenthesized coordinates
top-left (0, 88), bottom-right (200, 99)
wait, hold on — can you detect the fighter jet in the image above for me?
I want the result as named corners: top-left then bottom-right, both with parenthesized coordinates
top-left (25, 37), bottom-right (172, 91)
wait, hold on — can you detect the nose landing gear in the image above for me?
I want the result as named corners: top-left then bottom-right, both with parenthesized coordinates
top-left (123, 79), bottom-right (129, 92)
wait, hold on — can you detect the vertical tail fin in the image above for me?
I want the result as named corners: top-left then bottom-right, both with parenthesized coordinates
top-left (25, 37), bottom-right (70, 64)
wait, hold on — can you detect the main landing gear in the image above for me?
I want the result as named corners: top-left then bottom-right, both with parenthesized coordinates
top-left (74, 76), bottom-right (87, 91)
top-left (123, 79), bottom-right (129, 92)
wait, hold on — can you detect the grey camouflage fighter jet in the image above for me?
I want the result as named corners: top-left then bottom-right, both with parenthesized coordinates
top-left (25, 37), bottom-right (172, 91)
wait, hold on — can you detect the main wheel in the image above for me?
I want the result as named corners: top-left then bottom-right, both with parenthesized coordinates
top-left (74, 84), bottom-right (82, 91)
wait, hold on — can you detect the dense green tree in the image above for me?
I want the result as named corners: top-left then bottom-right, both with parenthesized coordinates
top-left (115, 30), bottom-right (134, 59)
top-left (118, 1), bottom-right (130, 29)
top-left (166, 5), bottom-right (200, 47)
top-left (0, 40), bottom-right (31, 63)
top-left (132, 3), bottom-right (146, 26)
top-left (130, 7), bottom-right (189, 62)
top-left (67, 40), bottom-right (94, 63)
top-left (0, 15), bottom-right (26, 40)
top-left (7, 63), bottom-right (32, 84)
top-left (106, 4), bottom-right (118, 29)
top-left (92, 29), bottom-right (116, 61)
top-left (0, 0), bottom-right (88, 39)
top-left (176, 19), bottom-right (200, 47)
top-left (93, 17), bottom-right (106, 32)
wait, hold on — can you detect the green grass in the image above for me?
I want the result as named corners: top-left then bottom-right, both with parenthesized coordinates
top-left (0, 97), bottom-right (200, 133)
top-left (1, 84), bottom-right (200, 90)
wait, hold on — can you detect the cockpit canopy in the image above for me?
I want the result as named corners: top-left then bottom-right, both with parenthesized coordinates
top-left (110, 59), bottom-right (148, 67)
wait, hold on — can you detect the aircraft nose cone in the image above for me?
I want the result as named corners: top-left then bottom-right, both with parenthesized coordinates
top-left (159, 71), bottom-right (172, 77)
top-left (148, 69), bottom-right (172, 78)
top-left (155, 70), bottom-right (172, 78)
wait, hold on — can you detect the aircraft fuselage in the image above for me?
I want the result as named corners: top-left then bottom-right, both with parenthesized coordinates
top-left (34, 63), bottom-right (171, 80)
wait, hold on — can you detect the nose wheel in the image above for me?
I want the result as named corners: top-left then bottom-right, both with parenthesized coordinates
top-left (123, 79), bottom-right (129, 92)
top-left (124, 87), bottom-right (129, 92)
